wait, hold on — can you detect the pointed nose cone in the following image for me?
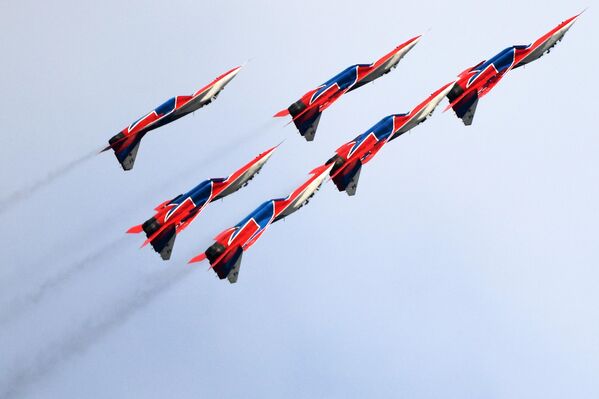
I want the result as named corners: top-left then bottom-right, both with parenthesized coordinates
top-left (254, 144), bottom-right (279, 167)
top-left (262, 145), bottom-right (278, 159)
top-left (409, 34), bottom-right (423, 46)
top-left (569, 10), bottom-right (585, 24)
top-left (559, 13), bottom-right (581, 34)
top-left (398, 35), bottom-right (422, 53)
top-left (552, 11), bottom-right (584, 40)
top-left (229, 65), bottom-right (243, 78)
top-left (219, 65), bottom-right (243, 87)
top-left (536, 12), bottom-right (581, 57)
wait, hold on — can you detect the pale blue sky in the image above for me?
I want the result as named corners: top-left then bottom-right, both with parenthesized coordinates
top-left (1, 1), bottom-right (598, 398)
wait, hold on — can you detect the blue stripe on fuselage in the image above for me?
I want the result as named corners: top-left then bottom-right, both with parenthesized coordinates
top-left (235, 200), bottom-right (274, 231)
top-left (172, 180), bottom-right (212, 208)
top-left (349, 114), bottom-right (406, 154)
top-left (229, 200), bottom-right (274, 243)
top-left (468, 47), bottom-right (517, 86)
top-left (312, 64), bottom-right (367, 102)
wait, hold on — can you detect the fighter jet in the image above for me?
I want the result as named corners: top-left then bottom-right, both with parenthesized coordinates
top-left (326, 82), bottom-right (454, 196)
top-left (446, 13), bottom-right (581, 125)
top-left (188, 163), bottom-right (334, 283)
top-left (127, 146), bottom-right (277, 260)
top-left (274, 36), bottom-right (421, 141)
top-left (102, 66), bottom-right (242, 170)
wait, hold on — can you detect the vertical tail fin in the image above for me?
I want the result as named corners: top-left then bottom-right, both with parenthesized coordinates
top-left (331, 159), bottom-right (362, 196)
top-left (141, 217), bottom-right (177, 260)
top-left (203, 243), bottom-right (244, 283)
top-left (149, 225), bottom-right (177, 261)
top-left (446, 83), bottom-right (479, 126)
top-left (107, 133), bottom-right (142, 171)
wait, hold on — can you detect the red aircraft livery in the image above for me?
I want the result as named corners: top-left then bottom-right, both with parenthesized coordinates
top-left (327, 82), bottom-right (454, 195)
top-left (274, 36), bottom-right (421, 141)
top-left (127, 146), bottom-right (278, 260)
top-left (188, 163), bottom-right (334, 283)
top-left (446, 13), bottom-right (582, 125)
top-left (102, 66), bottom-right (242, 170)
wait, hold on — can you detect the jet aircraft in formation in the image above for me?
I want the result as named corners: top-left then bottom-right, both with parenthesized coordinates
top-left (326, 82), bottom-right (455, 195)
top-left (274, 36), bottom-right (421, 141)
top-left (103, 66), bottom-right (242, 170)
top-left (188, 164), bottom-right (333, 283)
top-left (127, 146), bottom-right (277, 260)
top-left (109, 14), bottom-right (580, 282)
top-left (445, 14), bottom-right (581, 125)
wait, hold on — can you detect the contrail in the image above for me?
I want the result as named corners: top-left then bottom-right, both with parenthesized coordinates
top-left (0, 266), bottom-right (194, 399)
top-left (0, 118), bottom-right (271, 321)
top-left (0, 119), bottom-right (279, 397)
top-left (0, 148), bottom-right (99, 214)
top-left (0, 119), bottom-right (278, 217)
top-left (0, 237), bottom-right (128, 327)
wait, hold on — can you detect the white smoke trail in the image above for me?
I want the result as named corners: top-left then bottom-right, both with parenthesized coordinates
top-left (0, 237), bottom-right (128, 327)
top-left (0, 266), bottom-right (194, 399)
top-left (0, 148), bottom-right (100, 214)
top-left (0, 120), bottom-right (271, 324)
top-left (0, 119), bottom-right (280, 398)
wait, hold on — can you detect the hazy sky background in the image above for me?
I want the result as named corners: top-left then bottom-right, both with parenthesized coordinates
top-left (1, 0), bottom-right (598, 398)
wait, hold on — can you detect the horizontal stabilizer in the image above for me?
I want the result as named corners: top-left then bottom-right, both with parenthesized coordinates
top-left (188, 252), bottom-right (206, 264)
top-left (126, 224), bottom-right (143, 234)
top-left (274, 109), bottom-right (289, 117)
top-left (154, 199), bottom-right (172, 211)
